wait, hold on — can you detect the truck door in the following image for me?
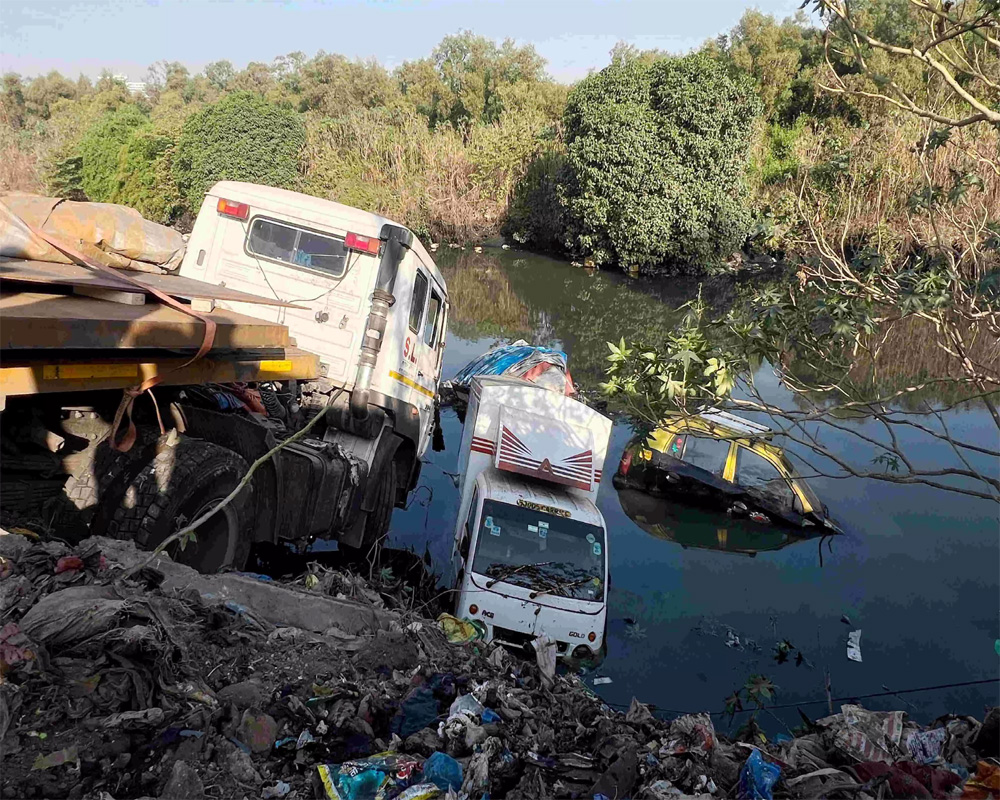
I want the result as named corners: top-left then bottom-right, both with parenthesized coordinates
top-left (402, 270), bottom-right (446, 452)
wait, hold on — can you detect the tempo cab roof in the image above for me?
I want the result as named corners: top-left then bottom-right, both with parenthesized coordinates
top-left (206, 181), bottom-right (443, 288)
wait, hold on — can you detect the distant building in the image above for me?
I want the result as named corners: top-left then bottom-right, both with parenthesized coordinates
top-left (112, 74), bottom-right (148, 96)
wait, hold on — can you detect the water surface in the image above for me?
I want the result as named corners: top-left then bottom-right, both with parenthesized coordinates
top-left (388, 248), bottom-right (999, 730)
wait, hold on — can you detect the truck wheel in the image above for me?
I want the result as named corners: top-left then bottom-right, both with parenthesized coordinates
top-left (358, 462), bottom-right (397, 553)
top-left (109, 438), bottom-right (253, 573)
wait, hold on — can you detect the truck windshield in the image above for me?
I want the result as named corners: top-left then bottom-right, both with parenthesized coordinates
top-left (471, 499), bottom-right (605, 602)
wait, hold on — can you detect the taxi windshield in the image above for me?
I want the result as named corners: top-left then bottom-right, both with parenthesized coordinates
top-left (471, 499), bottom-right (605, 602)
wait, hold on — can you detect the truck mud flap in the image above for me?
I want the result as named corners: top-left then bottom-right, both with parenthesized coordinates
top-left (361, 430), bottom-right (402, 514)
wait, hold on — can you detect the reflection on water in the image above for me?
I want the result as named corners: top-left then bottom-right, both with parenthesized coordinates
top-left (389, 247), bottom-right (998, 731)
top-left (616, 488), bottom-right (828, 558)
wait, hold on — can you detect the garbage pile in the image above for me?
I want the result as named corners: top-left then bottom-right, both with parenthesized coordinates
top-left (1, 532), bottom-right (997, 800)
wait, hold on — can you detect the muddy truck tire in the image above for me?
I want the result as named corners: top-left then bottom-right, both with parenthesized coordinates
top-left (108, 437), bottom-right (254, 573)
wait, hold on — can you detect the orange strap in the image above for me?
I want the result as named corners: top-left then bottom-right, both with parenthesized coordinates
top-left (24, 219), bottom-right (217, 451)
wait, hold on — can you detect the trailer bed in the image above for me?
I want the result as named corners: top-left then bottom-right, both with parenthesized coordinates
top-left (0, 262), bottom-right (321, 399)
top-left (0, 258), bottom-right (304, 309)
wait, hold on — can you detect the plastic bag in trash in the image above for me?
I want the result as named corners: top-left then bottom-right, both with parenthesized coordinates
top-left (422, 751), bottom-right (463, 792)
top-left (531, 634), bottom-right (556, 686)
top-left (19, 585), bottom-right (124, 648)
top-left (315, 752), bottom-right (423, 800)
top-left (436, 614), bottom-right (485, 644)
top-left (449, 694), bottom-right (485, 720)
top-left (963, 760), bottom-right (1000, 799)
top-left (659, 713), bottom-right (716, 757)
top-left (817, 704), bottom-right (905, 764)
top-left (847, 629), bottom-right (863, 662)
top-left (396, 784), bottom-right (441, 800)
top-left (906, 727), bottom-right (947, 764)
top-left (737, 750), bottom-right (781, 800)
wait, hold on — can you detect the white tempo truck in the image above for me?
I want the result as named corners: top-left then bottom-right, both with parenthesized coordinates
top-left (451, 375), bottom-right (613, 661)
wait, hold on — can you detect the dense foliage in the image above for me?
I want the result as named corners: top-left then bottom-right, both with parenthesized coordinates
top-left (1, 12), bottom-right (996, 277)
top-left (77, 104), bottom-right (147, 201)
top-left (560, 53), bottom-right (761, 272)
top-left (173, 92), bottom-right (305, 209)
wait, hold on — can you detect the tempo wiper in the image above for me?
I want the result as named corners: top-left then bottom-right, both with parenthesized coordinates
top-left (528, 575), bottom-right (596, 600)
top-left (485, 561), bottom-right (553, 589)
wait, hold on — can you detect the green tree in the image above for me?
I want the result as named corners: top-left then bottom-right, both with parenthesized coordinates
top-left (204, 60), bottom-right (236, 92)
top-left (1, 74), bottom-right (27, 129)
top-left (561, 52), bottom-right (762, 273)
top-left (78, 104), bottom-right (148, 201)
top-left (173, 91), bottom-right (305, 209)
top-left (296, 53), bottom-right (402, 115)
top-left (726, 10), bottom-right (818, 123)
top-left (432, 32), bottom-right (548, 126)
top-left (112, 126), bottom-right (182, 223)
top-left (396, 58), bottom-right (449, 126)
top-left (23, 71), bottom-right (78, 119)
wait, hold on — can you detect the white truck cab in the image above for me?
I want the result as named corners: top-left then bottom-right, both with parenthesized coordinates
top-left (179, 182), bottom-right (448, 550)
top-left (452, 376), bottom-right (613, 660)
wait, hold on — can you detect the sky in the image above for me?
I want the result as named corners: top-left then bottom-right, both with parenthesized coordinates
top-left (1, 0), bottom-right (806, 84)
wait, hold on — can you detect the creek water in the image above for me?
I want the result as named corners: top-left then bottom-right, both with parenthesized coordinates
top-left (385, 247), bottom-right (999, 732)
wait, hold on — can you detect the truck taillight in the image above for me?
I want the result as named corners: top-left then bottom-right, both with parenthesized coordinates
top-left (345, 232), bottom-right (381, 254)
top-left (217, 198), bottom-right (249, 220)
top-left (588, 631), bottom-right (597, 643)
top-left (469, 604), bottom-right (479, 616)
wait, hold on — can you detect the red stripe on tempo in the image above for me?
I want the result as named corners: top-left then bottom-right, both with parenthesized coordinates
top-left (500, 429), bottom-right (531, 455)
top-left (499, 452), bottom-right (591, 481)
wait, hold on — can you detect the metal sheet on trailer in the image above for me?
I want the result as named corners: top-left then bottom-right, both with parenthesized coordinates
top-left (1, 291), bottom-right (290, 351)
top-left (0, 258), bottom-right (305, 309)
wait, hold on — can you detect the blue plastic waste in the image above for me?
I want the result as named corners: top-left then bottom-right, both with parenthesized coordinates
top-left (774, 733), bottom-right (793, 744)
top-left (452, 344), bottom-right (568, 386)
top-left (481, 708), bottom-right (501, 724)
top-left (737, 750), bottom-right (781, 800)
top-left (391, 687), bottom-right (439, 738)
top-left (422, 751), bottom-right (463, 792)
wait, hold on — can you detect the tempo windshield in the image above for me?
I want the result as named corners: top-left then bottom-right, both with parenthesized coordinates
top-left (471, 499), bottom-right (605, 601)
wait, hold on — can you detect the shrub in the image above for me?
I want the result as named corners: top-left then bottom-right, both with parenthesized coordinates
top-left (561, 53), bottom-right (762, 273)
top-left (173, 92), bottom-right (305, 209)
top-left (78, 104), bottom-right (147, 201)
top-left (502, 147), bottom-right (569, 252)
top-left (757, 119), bottom-right (805, 185)
top-left (112, 126), bottom-right (182, 223)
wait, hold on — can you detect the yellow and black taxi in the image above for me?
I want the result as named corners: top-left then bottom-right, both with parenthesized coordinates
top-left (613, 410), bottom-right (842, 534)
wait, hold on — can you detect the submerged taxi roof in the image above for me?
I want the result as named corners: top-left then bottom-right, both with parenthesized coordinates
top-left (658, 411), bottom-right (781, 453)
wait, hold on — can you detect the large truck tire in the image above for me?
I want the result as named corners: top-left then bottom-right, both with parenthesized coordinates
top-left (355, 462), bottom-right (397, 554)
top-left (108, 438), bottom-right (253, 573)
